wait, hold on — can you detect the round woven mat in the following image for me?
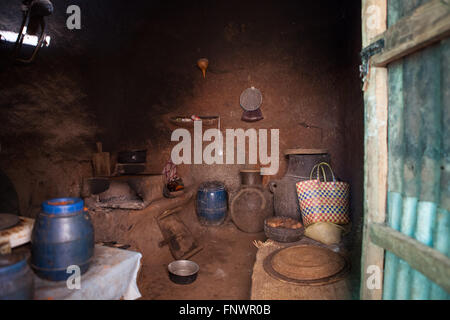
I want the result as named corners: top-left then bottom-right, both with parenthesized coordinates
top-left (263, 245), bottom-right (350, 286)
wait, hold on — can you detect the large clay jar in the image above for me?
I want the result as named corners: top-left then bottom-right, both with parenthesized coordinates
top-left (269, 149), bottom-right (330, 222)
top-left (230, 170), bottom-right (273, 233)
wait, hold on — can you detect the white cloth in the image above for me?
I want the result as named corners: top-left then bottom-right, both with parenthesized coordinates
top-left (34, 245), bottom-right (142, 300)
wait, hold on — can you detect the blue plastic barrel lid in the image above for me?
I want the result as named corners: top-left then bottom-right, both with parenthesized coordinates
top-left (42, 197), bottom-right (84, 214)
top-left (198, 181), bottom-right (225, 192)
top-left (0, 253), bottom-right (27, 275)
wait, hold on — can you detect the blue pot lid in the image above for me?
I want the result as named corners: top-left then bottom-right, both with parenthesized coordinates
top-left (0, 252), bottom-right (27, 275)
top-left (198, 181), bottom-right (225, 192)
top-left (42, 197), bottom-right (84, 214)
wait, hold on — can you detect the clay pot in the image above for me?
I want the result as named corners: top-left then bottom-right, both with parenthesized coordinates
top-left (240, 169), bottom-right (263, 186)
top-left (230, 170), bottom-right (273, 233)
top-left (269, 149), bottom-right (330, 221)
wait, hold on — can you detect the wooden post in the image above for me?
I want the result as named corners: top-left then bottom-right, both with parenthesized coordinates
top-left (360, 0), bottom-right (388, 300)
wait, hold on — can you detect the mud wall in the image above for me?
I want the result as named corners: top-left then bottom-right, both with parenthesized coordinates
top-left (0, 0), bottom-right (363, 254)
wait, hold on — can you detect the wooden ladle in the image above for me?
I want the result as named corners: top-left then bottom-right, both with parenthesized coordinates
top-left (197, 58), bottom-right (209, 78)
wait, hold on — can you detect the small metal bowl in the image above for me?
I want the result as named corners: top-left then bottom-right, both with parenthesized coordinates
top-left (168, 260), bottom-right (199, 285)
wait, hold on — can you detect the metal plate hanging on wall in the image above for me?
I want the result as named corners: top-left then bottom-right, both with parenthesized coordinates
top-left (240, 87), bottom-right (264, 122)
top-left (240, 87), bottom-right (263, 111)
top-left (0, 213), bottom-right (20, 231)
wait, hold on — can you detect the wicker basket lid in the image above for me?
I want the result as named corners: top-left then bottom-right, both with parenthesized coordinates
top-left (270, 245), bottom-right (346, 281)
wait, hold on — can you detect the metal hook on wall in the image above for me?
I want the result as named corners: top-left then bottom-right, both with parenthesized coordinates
top-left (13, 0), bottom-right (53, 64)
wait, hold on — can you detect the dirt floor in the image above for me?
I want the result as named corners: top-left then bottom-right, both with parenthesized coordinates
top-left (137, 200), bottom-right (265, 300)
top-left (87, 186), bottom-right (358, 300)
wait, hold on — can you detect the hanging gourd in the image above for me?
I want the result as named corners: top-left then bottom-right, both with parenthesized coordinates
top-left (197, 58), bottom-right (209, 78)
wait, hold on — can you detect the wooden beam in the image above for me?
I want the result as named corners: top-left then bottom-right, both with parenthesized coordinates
top-left (372, 0), bottom-right (450, 66)
top-left (361, 66), bottom-right (388, 300)
top-left (361, 0), bottom-right (388, 301)
top-left (370, 223), bottom-right (450, 293)
top-left (362, 0), bottom-right (387, 47)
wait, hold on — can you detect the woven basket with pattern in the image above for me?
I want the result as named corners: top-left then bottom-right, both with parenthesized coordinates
top-left (296, 162), bottom-right (350, 227)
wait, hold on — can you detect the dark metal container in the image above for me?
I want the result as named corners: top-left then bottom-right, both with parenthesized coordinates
top-left (167, 260), bottom-right (199, 285)
top-left (31, 197), bottom-right (94, 281)
top-left (269, 149), bottom-right (330, 221)
top-left (117, 150), bottom-right (147, 164)
top-left (196, 181), bottom-right (227, 226)
top-left (0, 252), bottom-right (34, 300)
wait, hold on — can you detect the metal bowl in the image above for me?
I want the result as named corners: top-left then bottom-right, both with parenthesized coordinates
top-left (167, 260), bottom-right (199, 285)
top-left (117, 150), bottom-right (147, 164)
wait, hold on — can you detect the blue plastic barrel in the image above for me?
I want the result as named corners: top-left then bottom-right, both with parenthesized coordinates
top-left (0, 252), bottom-right (34, 300)
top-left (196, 181), bottom-right (228, 225)
top-left (31, 197), bottom-right (94, 281)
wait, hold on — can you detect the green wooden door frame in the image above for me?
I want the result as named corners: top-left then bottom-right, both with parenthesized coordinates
top-left (361, 0), bottom-right (388, 300)
top-left (370, 223), bottom-right (450, 292)
top-left (361, 0), bottom-right (450, 299)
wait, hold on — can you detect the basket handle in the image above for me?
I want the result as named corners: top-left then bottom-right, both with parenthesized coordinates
top-left (309, 162), bottom-right (336, 182)
top-left (310, 163), bottom-right (327, 182)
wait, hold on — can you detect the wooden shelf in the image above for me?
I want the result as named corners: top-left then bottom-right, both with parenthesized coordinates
top-left (168, 116), bottom-right (219, 128)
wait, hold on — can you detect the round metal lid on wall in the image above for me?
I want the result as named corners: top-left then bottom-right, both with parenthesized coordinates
top-left (240, 87), bottom-right (263, 111)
